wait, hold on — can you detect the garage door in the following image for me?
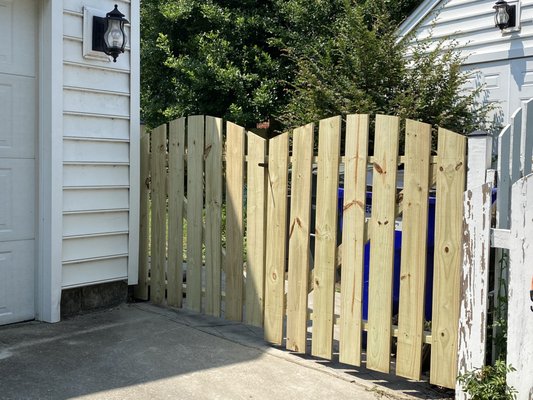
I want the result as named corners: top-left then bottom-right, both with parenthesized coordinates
top-left (465, 57), bottom-right (533, 127)
top-left (0, 0), bottom-right (37, 325)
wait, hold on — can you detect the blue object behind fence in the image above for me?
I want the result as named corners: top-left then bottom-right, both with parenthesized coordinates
top-left (337, 188), bottom-right (435, 322)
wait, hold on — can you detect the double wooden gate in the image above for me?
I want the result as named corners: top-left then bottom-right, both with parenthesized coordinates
top-left (136, 114), bottom-right (466, 389)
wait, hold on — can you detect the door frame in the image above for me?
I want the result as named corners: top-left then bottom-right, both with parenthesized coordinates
top-left (36, 0), bottom-right (63, 323)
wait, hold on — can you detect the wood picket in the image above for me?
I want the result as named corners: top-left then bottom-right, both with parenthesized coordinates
top-left (396, 119), bottom-right (432, 380)
top-left (286, 123), bottom-right (314, 353)
top-left (366, 115), bottom-right (400, 373)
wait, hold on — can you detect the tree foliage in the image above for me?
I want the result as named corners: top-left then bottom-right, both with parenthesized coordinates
top-left (281, 3), bottom-right (493, 135)
top-left (141, 0), bottom-right (288, 128)
top-left (141, 0), bottom-right (492, 135)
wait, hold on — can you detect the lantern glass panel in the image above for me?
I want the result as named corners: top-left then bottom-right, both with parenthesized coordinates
top-left (495, 7), bottom-right (510, 26)
top-left (104, 19), bottom-right (124, 50)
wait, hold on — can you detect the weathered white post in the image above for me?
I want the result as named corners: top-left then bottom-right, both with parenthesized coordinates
top-left (456, 132), bottom-right (493, 400)
top-left (507, 174), bottom-right (533, 400)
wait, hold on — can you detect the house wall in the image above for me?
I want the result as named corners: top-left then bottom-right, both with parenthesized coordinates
top-left (399, 0), bottom-right (533, 126)
top-left (399, 0), bottom-right (533, 64)
top-left (60, 0), bottom-right (139, 289)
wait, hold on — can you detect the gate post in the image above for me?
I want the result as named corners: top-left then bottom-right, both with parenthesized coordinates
top-left (456, 133), bottom-right (493, 399)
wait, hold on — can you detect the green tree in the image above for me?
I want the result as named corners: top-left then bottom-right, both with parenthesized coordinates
top-left (141, 0), bottom-right (491, 135)
top-left (141, 0), bottom-right (287, 128)
top-left (281, 2), bottom-right (492, 135)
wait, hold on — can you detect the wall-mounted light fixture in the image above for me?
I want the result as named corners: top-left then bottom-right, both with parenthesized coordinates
top-left (493, 0), bottom-right (516, 30)
top-left (92, 4), bottom-right (129, 62)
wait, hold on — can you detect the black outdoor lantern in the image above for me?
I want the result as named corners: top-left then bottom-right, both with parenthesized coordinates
top-left (493, 0), bottom-right (516, 30)
top-left (92, 4), bottom-right (129, 62)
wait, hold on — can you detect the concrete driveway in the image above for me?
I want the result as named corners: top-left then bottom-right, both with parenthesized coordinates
top-left (0, 303), bottom-right (451, 400)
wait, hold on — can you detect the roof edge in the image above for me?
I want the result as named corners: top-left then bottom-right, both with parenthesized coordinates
top-left (397, 0), bottom-right (443, 42)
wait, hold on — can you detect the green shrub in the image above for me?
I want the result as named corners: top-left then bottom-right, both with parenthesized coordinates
top-left (281, 2), bottom-right (493, 136)
top-left (458, 360), bottom-right (517, 400)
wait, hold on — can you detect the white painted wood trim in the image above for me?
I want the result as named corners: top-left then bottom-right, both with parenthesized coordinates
top-left (128, 0), bottom-right (140, 285)
top-left (521, 99), bottom-right (533, 176)
top-left (498, 124), bottom-right (512, 229)
top-left (396, 0), bottom-right (441, 42)
top-left (507, 173), bottom-right (533, 400)
top-left (37, 0), bottom-right (63, 323)
top-left (491, 228), bottom-right (511, 249)
top-left (511, 107), bottom-right (524, 183)
top-left (82, 6), bottom-right (111, 62)
top-left (467, 134), bottom-right (492, 190)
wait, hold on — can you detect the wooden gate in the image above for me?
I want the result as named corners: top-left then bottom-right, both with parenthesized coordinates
top-left (136, 114), bottom-right (467, 389)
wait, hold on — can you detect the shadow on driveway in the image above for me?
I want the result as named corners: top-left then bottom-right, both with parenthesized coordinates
top-left (0, 303), bottom-right (452, 400)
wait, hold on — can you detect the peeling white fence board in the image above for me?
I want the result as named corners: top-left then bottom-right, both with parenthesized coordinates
top-left (521, 99), bottom-right (533, 176)
top-left (510, 108), bottom-right (523, 185)
top-left (507, 174), bottom-right (533, 400)
top-left (497, 125), bottom-right (512, 229)
top-left (466, 135), bottom-right (492, 190)
top-left (457, 182), bottom-right (493, 399)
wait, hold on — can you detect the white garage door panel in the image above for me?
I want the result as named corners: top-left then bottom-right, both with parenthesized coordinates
top-left (464, 60), bottom-right (510, 126)
top-left (0, 159), bottom-right (35, 242)
top-left (466, 57), bottom-right (533, 127)
top-left (0, 240), bottom-right (35, 325)
top-left (0, 0), bottom-right (36, 77)
top-left (0, 75), bottom-right (36, 159)
top-left (0, 0), bottom-right (36, 325)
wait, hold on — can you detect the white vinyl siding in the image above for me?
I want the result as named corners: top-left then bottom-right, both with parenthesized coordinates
top-left (63, 188), bottom-right (129, 212)
top-left (400, 0), bottom-right (533, 64)
top-left (400, 0), bottom-right (533, 125)
top-left (61, 0), bottom-right (137, 288)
